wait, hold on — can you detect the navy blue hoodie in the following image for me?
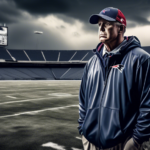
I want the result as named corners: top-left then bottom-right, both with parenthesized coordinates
top-left (78, 36), bottom-right (150, 148)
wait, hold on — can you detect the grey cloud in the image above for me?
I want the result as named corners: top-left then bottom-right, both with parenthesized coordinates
top-left (72, 32), bottom-right (80, 37)
top-left (1, 0), bottom-right (150, 49)
top-left (12, 0), bottom-right (150, 25)
top-left (60, 25), bottom-right (65, 29)
top-left (6, 21), bottom-right (72, 50)
top-left (13, 0), bottom-right (70, 15)
top-left (4, 0), bottom-right (148, 35)
top-left (1, 0), bottom-right (150, 28)
top-left (0, 0), bottom-right (23, 24)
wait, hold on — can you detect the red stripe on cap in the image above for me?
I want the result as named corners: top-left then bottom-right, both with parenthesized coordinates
top-left (116, 9), bottom-right (126, 27)
top-left (98, 43), bottom-right (104, 52)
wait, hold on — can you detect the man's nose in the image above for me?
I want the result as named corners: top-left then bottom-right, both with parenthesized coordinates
top-left (99, 24), bottom-right (105, 32)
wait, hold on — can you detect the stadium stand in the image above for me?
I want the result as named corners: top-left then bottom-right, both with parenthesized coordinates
top-left (61, 68), bottom-right (84, 80)
top-left (0, 46), bottom-right (149, 80)
top-left (25, 50), bottom-right (45, 61)
top-left (0, 47), bottom-right (13, 61)
top-left (7, 49), bottom-right (29, 61)
top-left (42, 50), bottom-right (59, 61)
top-left (70, 50), bottom-right (89, 61)
top-left (27, 68), bottom-right (54, 79)
top-left (82, 51), bottom-right (94, 61)
top-left (59, 50), bottom-right (76, 61)
top-left (51, 68), bottom-right (70, 79)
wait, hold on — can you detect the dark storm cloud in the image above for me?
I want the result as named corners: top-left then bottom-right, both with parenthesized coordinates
top-left (13, 0), bottom-right (70, 14)
top-left (7, 21), bottom-right (73, 50)
top-left (1, 0), bottom-right (150, 49)
top-left (0, 0), bottom-right (23, 24)
top-left (12, 0), bottom-right (150, 28)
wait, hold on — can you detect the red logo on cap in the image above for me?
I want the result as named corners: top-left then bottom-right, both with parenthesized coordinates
top-left (103, 10), bottom-right (105, 13)
top-left (120, 18), bottom-right (124, 22)
top-left (116, 9), bottom-right (126, 27)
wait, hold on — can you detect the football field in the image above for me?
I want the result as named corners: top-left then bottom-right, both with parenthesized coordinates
top-left (0, 80), bottom-right (150, 150)
top-left (0, 80), bottom-right (83, 150)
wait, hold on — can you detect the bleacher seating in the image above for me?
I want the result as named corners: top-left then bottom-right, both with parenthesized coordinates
top-left (61, 68), bottom-right (84, 79)
top-left (8, 49), bottom-right (29, 61)
top-left (42, 50), bottom-right (59, 61)
top-left (0, 47), bottom-right (13, 61)
top-left (82, 51), bottom-right (94, 61)
top-left (51, 68), bottom-right (70, 79)
top-left (25, 50), bottom-right (45, 61)
top-left (70, 50), bottom-right (89, 61)
top-left (59, 50), bottom-right (76, 61)
top-left (0, 46), bottom-right (149, 80)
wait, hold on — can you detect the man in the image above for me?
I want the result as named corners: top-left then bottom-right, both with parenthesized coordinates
top-left (78, 7), bottom-right (150, 150)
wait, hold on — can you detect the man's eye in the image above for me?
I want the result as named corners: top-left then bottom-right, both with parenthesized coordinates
top-left (105, 22), bottom-right (110, 26)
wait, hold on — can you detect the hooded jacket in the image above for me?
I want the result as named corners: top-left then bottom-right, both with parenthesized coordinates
top-left (78, 36), bottom-right (150, 149)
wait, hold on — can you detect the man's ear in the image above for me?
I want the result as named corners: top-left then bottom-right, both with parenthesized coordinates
top-left (118, 25), bottom-right (124, 34)
top-left (120, 26), bottom-right (123, 31)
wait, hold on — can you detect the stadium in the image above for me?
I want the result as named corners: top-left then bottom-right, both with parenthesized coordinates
top-left (0, 44), bottom-right (150, 150)
top-left (1, 1), bottom-right (150, 149)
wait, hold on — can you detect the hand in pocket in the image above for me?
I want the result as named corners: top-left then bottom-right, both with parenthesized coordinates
top-left (123, 138), bottom-right (140, 150)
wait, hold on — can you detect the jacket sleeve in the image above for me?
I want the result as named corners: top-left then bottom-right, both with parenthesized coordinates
top-left (77, 64), bottom-right (88, 135)
top-left (133, 57), bottom-right (150, 144)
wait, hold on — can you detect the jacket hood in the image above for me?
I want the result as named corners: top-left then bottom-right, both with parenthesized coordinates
top-left (93, 36), bottom-right (141, 56)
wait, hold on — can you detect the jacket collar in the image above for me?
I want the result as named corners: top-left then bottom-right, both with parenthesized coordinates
top-left (93, 36), bottom-right (141, 57)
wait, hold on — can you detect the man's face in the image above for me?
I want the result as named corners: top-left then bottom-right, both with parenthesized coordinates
top-left (98, 18), bottom-right (119, 44)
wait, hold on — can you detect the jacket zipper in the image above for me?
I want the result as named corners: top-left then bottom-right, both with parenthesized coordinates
top-left (97, 66), bottom-right (111, 148)
top-left (94, 51), bottom-right (112, 148)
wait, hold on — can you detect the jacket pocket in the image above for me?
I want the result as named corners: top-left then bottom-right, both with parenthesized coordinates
top-left (99, 106), bottom-right (124, 148)
top-left (82, 107), bottom-right (100, 148)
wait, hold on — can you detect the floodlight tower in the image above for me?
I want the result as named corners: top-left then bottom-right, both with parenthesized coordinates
top-left (34, 31), bottom-right (43, 50)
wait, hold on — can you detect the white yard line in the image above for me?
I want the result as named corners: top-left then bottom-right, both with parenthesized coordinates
top-left (72, 148), bottom-right (83, 150)
top-left (42, 142), bottom-right (66, 150)
top-left (0, 87), bottom-right (56, 92)
top-left (0, 93), bottom-right (78, 105)
top-left (0, 105), bottom-right (79, 118)
top-left (0, 97), bottom-right (51, 105)
top-left (6, 96), bottom-right (17, 99)
top-left (48, 93), bottom-right (78, 97)
top-left (75, 137), bottom-right (82, 140)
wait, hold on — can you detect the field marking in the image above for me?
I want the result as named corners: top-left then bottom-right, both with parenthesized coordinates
top-left (0, 105), bottom-right (79, 118)
top-left (76, 137), bottom-right (82, 140)
top-left (0, 93), bottom-right (78, 105)
top-left (48, 93), bottom-right (78, 97)
top-left (41, 142), bottom-right (82, 150)
top-left (72, 148), bottom-right (82, 150)
top-left (42, 142), bottom-right (66, 150)
top-left (0, 87), bottom-right (56, 92)
top-left (6, 96), bottom-right (17, 99)
top-left (0, 97), bottom-right (51, 105)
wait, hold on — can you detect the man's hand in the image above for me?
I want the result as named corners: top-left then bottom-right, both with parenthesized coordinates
top-left (123, 138), bottom-right (140, 150)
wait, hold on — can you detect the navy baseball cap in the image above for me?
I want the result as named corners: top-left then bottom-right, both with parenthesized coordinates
top-left (89, 7), bottom-right (126, 27)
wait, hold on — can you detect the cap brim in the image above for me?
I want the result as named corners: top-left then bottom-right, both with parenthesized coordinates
top-left (89, 14), bottom-right (116, 24)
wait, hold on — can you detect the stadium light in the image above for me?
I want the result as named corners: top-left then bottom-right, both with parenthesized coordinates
top-left (34, 31), bottom-right (43, 49)
top-left (34, 31), bottom-right (43, 34)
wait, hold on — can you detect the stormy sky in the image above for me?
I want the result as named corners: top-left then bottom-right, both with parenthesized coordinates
top-left (0, 0), bottom-right (150, 50)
